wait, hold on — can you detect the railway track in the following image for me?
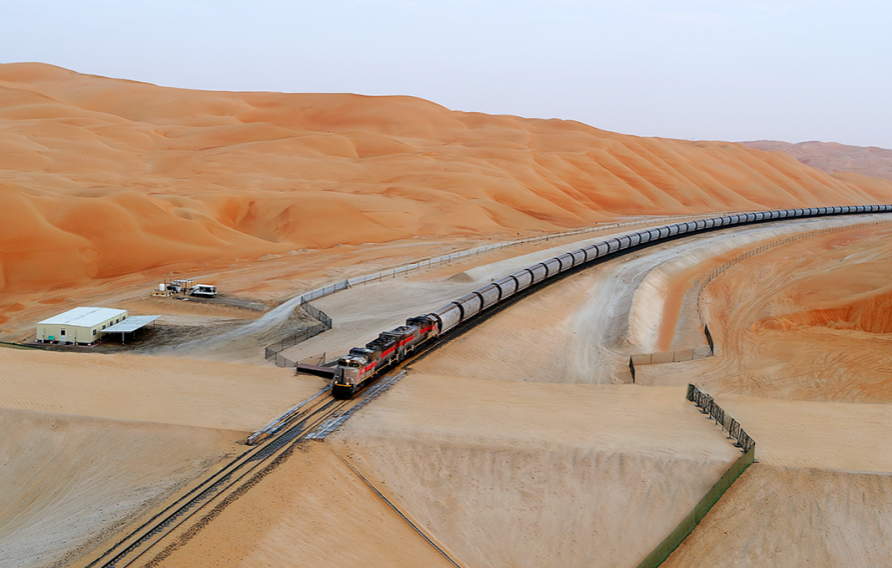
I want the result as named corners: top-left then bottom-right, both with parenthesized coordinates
top-left (83, 391), bottom-right (354, 568)
top-left (82, 205), bottom-right (892, 567)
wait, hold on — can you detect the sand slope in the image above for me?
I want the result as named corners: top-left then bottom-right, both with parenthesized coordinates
top-left (328, 377), bottom-right (739, 568)
top-left (150, 442), bottom-right (458, 568)
top-left (2, 63), bottom-right (892, 300)
top-left (0, 407), bottom-right (241, 568)
top-left (663, 465), bottom-right (892, 567)
top-left (0, 348), bottom-right (320, 431)
top-left (632, 221), bottom-right (892, 402)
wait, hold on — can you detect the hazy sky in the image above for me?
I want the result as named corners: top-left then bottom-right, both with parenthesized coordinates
top-left (4, 0), bottom-right (890, 148)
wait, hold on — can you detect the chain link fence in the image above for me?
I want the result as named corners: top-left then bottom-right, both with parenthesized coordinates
top-left (628, 326), bottom-right (714, 382)
top-left (297, 213), bottom-right (730, 305)
top-left (636, 386), bottom-right (756, 568)
top-left (264, 300), bottom-right (333, 367)
top-left (686, 384), bottom-right (754, 453)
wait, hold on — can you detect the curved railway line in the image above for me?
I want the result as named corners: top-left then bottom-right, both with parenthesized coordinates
top-left (326, 204), bottom-right (892, 398)
top-left (83, 203), bottom-right (892, 567)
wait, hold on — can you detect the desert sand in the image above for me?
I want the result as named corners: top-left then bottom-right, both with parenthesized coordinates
top-left (0, 348), bottom-right (319, 431)
top-left (147, 442), bottom-right (460, 568)
top-left (662, 464), bottom-right (892, 568)
top-left (0, 407), bottom-right (242, 568)
top-left (148, 378), bottom-right (739, 568)
top-left (122, 215), bottom-right (892, 567)
top-left (3, 63), bottom-right (892, 567)
top-left (3, 62), bottom-right (892, 315)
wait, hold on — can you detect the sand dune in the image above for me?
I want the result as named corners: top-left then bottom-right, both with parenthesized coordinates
top-left (5, 62), bottom-right (892, 568)
top-left (2, 62), bottom-right (892, 302)
top-left (743, 140), bottom-right (892, 181)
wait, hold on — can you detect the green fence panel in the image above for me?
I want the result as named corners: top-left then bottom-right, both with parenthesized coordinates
top-left (636, 387), bottom-right (756, 568)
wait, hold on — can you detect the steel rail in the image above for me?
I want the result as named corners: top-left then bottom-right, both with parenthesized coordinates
top-left (88, 395), bottom-right (351, 568)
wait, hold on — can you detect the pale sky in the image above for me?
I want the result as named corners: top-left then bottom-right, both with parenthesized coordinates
top-left (4, 0), bottom-right (890, 148)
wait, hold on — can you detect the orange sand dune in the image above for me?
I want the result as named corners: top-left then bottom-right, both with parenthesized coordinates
top-left (2, 63), bottom-right (892, 298)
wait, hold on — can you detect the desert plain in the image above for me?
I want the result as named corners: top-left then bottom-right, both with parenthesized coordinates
top-left (2, 63), bottom-right (892, 567)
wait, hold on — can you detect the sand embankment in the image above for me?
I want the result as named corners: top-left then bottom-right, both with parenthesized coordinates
top-left (3, 61), bottom-right (892, 309)
top-left (327, 377), bottom-right (738, 568)
top-left (410, 216), bottom-right (882, 385)
top-left (632, 220), bottom-right (892, 402)
top-left (147, 378), bottom-right (739, 568)
top-left (663, 465), bottom-right (892, 567)
top-left (617, 220), bottom-right (892, 565)
top-left (279, 222), bottom-right (685, 366)
top-left (0, 348), bottom-right (319, 431)
top-left (142, 442), bottom-right (459, 568)
top-left (0, 407), bottom-right (241, 568)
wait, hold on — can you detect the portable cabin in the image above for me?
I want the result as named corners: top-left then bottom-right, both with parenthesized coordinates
top-left (36, 307), bottom-right (129, 345)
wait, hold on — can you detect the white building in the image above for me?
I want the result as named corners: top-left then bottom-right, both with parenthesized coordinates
top-left (36, 307), bottom-right (129, 345)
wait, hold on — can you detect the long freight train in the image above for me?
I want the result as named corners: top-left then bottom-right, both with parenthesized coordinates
top-left (330, 204), bottom-right (892, 399)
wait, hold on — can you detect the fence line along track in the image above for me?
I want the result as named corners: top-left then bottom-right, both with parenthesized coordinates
top-left (265, 210), bottom-right (887, 369)
top-left (296, 213), bottom-right (734, 305)
top-left (262, 215), bottom-right (710, 367)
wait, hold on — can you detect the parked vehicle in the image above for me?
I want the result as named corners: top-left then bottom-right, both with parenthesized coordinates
top-left (189, 284), bottom-right (217, 298)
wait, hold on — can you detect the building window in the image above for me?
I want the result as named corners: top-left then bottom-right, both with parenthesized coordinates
top-left (93, 329), bottom-right (97, 336)
top-left (61, 329), bottom-right (66, 336)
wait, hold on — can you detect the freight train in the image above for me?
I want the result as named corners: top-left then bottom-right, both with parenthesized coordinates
top-left (330, 204), bottom-right (892, 399)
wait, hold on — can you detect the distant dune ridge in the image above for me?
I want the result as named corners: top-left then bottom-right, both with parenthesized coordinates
top-left (2, 62), bottom-right (892, 295)
top-left (742, 140), bottom-right (892, 182)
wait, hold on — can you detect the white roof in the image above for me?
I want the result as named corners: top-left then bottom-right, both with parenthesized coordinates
top-left (38, 307), bottom-right (127, 328)
top-left (102, 315), bottom-right (161, 333)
